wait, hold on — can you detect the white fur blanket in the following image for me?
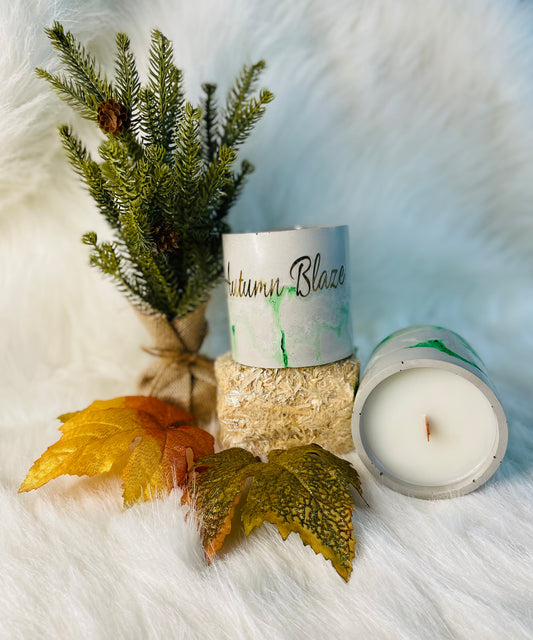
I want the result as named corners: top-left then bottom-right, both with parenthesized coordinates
top-left (1, 1), bottom-right (532, 638)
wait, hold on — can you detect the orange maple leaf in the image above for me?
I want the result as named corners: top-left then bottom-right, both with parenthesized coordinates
top-left (19, 396), bottom-right (214, 506)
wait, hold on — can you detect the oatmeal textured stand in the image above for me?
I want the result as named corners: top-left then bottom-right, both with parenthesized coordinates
top-left (216, 352), bottom-right (360, 457)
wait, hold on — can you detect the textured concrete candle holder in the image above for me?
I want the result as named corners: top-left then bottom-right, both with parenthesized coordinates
top-left (352, 326), bottom-right (508, 499)
top-left (222, 225), bottom-right (353, 369)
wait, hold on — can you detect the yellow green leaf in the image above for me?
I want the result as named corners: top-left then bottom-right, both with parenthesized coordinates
top-left (184, 448), bottom-right (260, 560)
top-left (20, 395), bottom-right (214, 506)
top-left (185, 444), bottom-right (363, 581)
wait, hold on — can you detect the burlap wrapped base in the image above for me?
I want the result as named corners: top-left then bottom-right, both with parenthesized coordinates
top-left (135, 303), bottom-right (216, 423)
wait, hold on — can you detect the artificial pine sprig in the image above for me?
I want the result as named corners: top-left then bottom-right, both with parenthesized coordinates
top-left (39, 22), bottom-right (273, 318)
top-left (36, 24), bottom-right (112, 119)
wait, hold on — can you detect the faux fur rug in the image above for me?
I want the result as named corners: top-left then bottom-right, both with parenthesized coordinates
top-left (1, 1), bottom-right (532, 638)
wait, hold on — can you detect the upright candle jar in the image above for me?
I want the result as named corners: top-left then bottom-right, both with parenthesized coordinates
top-left (351, 326), bottom-right (508, 499)
top-left (215, 226), bottom-right (359, 457)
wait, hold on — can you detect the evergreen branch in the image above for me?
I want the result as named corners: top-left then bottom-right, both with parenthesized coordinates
top-left (114, 33), bottom-right (140, 109)
top-left (36, 68), bottom-right (98, 119)
top-left (175, 277), bottom-right (213, 317)
top-left (98, 138), bottom-right (134, 201)
top-left (113, 215), bottom-right (181, 315)
top-left (113, 237), bottom-right (154, 293)
top-left (59, 125), bottom-right (121, 230)
top-left (173, 242), bottom-right (223, 317)
top-left (44, 22), bottom-right (112, 107)
top-left (119, 204), bottom-right (151, 255)
top-left (224, 61), bottom-right (265, 122)
top-left (118, 130), bottom-right (145, 163)
top-left (201, 83), bottom-right (219, 162)
top-left (138, 87), bottom-right (160, 147)
top-left (134, 248), bottom-right (180, 317)
top-left (138, 145), bottom-right (175, 221)
top-left (147, 30), bottom-right (184, 156)
top-left (82, 233), bottom-right (147, 307)
top-left (114, 32), bottom-right (140, 132)
top-left (220, 61), bottom-right (274, 148)
top-left (221, 87), bottom-right (274, 149)
top-left (84, 161), bottom-right (122, 230)
top-left (115, 186), bottom-right (181, 314)
top-left (83, 232), bottom-right (119, 275)
top-left (58, 124), bottom-right (91, 178)
top-left (112, 33), bottom-right (144, 161)
top-left (215, 159), bottom-right (254, 221)
top-left (197, 145), bottom-right (236, 214)
top-left (172, 103), bottom-right (203, 215)
top-left (84, 181), bottom-right (182, 317)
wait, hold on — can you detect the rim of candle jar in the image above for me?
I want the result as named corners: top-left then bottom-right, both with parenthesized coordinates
top-left (222, 224), bottom-right (349, 238)
top-left (351, 359), bottom-right (508, 500)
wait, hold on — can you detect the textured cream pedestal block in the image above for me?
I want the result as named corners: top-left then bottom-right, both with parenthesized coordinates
top-left (215, 352), bottom-right (360, 458)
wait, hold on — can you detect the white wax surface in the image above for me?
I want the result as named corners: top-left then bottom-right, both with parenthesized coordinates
top-left (360, 368), bottom-right (499, 486)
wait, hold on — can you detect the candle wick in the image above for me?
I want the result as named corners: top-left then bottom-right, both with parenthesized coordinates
top-left (424, 415), bottom-right (430, 443)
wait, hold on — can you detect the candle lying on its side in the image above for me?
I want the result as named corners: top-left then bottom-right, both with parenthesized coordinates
top-left (352, 326), bottom-right (507, 499)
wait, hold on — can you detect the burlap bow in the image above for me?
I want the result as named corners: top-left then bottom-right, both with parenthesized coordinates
top-left (135, 302), bottom-right (216, 423)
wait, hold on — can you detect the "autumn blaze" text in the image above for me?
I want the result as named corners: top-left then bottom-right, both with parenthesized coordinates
top-left (226, 253), bottom-right (345, 298)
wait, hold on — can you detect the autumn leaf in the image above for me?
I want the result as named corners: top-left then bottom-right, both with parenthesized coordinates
top-left (184, 444), bottom-right (363, 581)
top-left (19, 396), bottom-right (214, 506)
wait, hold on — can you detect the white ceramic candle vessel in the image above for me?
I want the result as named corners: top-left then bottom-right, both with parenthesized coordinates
top-left (352, 326), bottom-right (507, 499)
top-left (222, 226), bottom-right (353, 368)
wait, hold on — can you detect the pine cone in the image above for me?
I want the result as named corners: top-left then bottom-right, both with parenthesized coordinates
top-left (97, 99), bottom-right (130, 136)
top-left (152, 224), bottom-right (180, 254)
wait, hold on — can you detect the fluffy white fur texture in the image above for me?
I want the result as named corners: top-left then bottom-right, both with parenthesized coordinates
top-left (1, 1), bottom-right (532, 638)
